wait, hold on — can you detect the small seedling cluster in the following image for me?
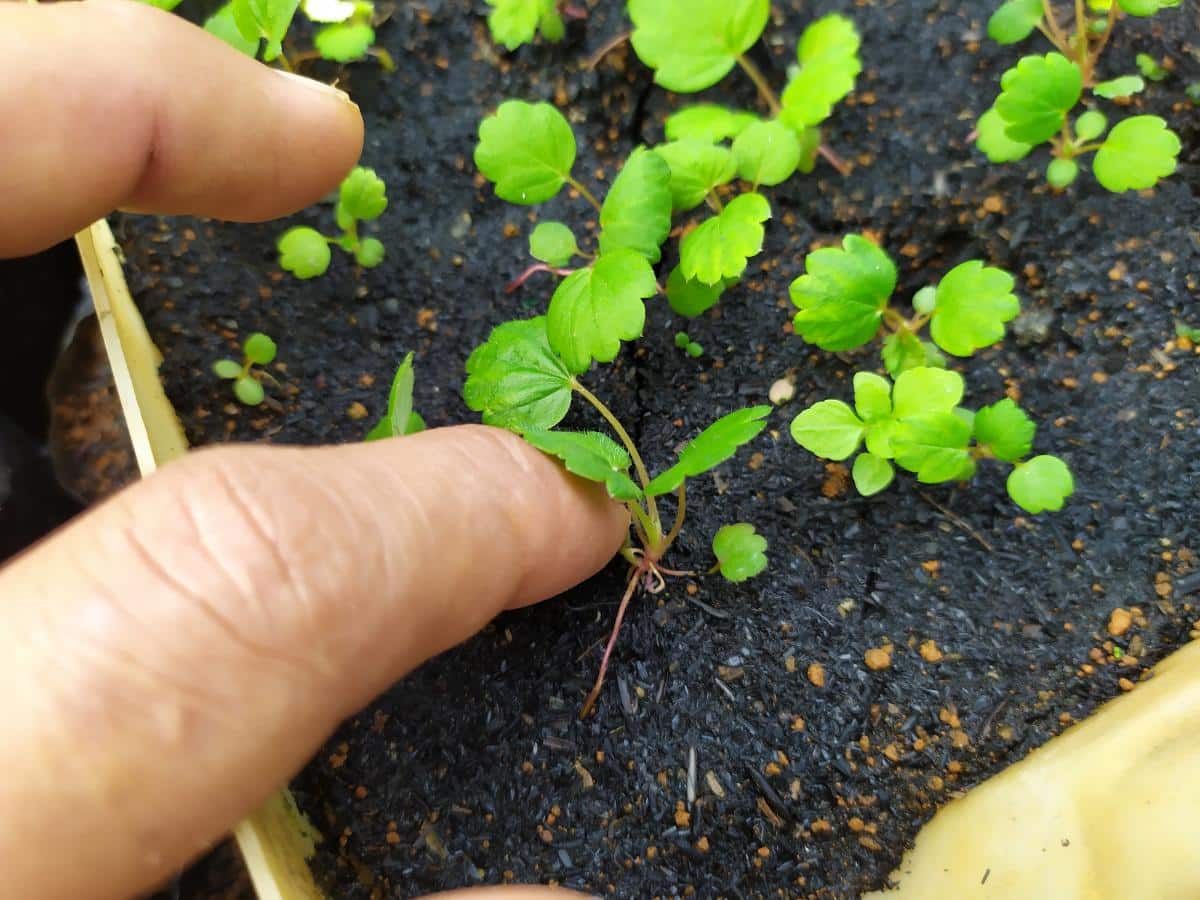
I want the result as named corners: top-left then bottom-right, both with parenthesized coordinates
top-left (674, 332), bottom-right (704, 359)
top-left (485, 0), bottom-right (586, 50)
top-left (278, 167), bottom-right (388, 279)
top-left (213, 332), bottom-right (278, 406)
top-left (978, 0), bottom-right (1182, 190)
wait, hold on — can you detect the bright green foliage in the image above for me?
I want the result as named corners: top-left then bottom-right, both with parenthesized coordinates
top-left (666, 268), bottom-right (729, 318)
top-left (679, 193), bottom-right (771, 285)
top-left (789, 400), bottom-right (866, 460)
top-left (790, 235), bottom-right (897, 351)
top-left (974, 398), bottom-right (1034, 461)
top-left (1093, 116), bottom-right (1180, 191)
top-left (365, 352), bottom-right (426, 441)
top-left (213, 332), bottom-right (277, 407)
top-left (994, 53), bottom-right (1083, 144)
top-left (213, 359), bottom-right (243, 379)
top-left (1093, 75), bottom-right (1144, 98)
top-left (987, 0), bottom-right (1044, 44)
top-left (523, 430), bottom-right (643, 501)
top-left (892, 367), bottom-right (964, 418)
top-left (852, 453), bottom-right (894, 496)
top-left (733, 120), bottom-right (802, 186)
top-left (673, 331), bottom-right (705, 358)
top-left (1137, 53), bottom-right (1169, 81)
top-left (976, 108), bottom-right (1034, 163)
top-left (882, 331), bottom-right (945, 378)
top-left (547, 250), bottom-right (658, 373)
top-left (1074, 110), bottom-right (1108, 142)
top-left (463, 316), bottom-right (574, 432)
top-left (891, 412), bottom-right (973, 483)
top-left (244, 333), bottom-right (277, 366)
top-left (654, 140), bottom-right (738, 212)
top-left (928, 261), bottom-right (1020, 357)
top-left (485, 0), bottom-right (562, 50)
top-left (712, 523), bottom-right (768, 581)
top-left (235, 379), bottom-right (266, 406)
top-left (355, 237), bottom-right (385, 267)
top-left (338, 167), bottom-right (388, 223)
top-left (664, 105), bottom-right (760, 142)
top-left (530, 222), bottom-right (579, 266)
top-left (1046, 157), bottom-right (1080, 188)
top-left (205, 4), bottom-right (261, 55)
top-left (598, 148), bottom-right (673, 263)
top-left (475, 100), bottom-right (576, 205)
top-left (1117, 0), bottom-right (1180, 15)
top-left (230, 0), bottom-right (300, 60)
top-left (780, 14), bottom-right (863, 129)
top-left (278, 227), bottom-right (332, 279)
top-left (646, 406), bottom-right (772, 496)
top-left (314, 21), bottom-right (374, 61)
top-left (1176, 320), bottom-right (1200, 342)
top-left (628, 0), bottom-right (770, 93)
top-left (1007, 455), bottom-right (1074, 513)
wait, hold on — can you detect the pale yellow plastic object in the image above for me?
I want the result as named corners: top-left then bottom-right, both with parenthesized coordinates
top-left (75, 220), bottom-right (325, 900)
top-left (865, 640), bottom-right (1200, 899)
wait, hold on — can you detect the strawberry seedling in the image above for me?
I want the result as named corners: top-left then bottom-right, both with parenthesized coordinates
top-left (485, 0), bottom-right (586, 51)
top-left (278, 166), bottom-right (388, 279)
top-left (674, 332), bottom-right (705, 358)
top-left (213, 332), bottom-right (278, 407)
top-left (365, 352), bottom-right (427, 441)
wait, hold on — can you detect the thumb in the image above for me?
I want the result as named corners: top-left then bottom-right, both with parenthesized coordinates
top-left (0, 426), bottom-right (627, 900)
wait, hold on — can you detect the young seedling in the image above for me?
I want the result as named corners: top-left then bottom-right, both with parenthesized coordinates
top-left (278, 166), bottom-right (388, 279)
top-left (791, 367), bottom-right (1075, 513)
top-left (213, 332), bottom-right (278, 407)
top-left (979, 0), bottom-right (1182, 190)
top-left (1176, 320), bottom-right (1200, 344)
top-left (464, 315), bottom-right (770, 717)
top-left (1136, 53), bottom-right (1169, 82)
top-left (485, 0), bottom-right (586, 51)
top-left (674, 332), bottom-right (705, 358)
top-left (365, 352), bottom-right (426, 441)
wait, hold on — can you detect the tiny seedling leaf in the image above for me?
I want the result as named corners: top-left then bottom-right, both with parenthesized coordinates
top-left (278, 226), bottom-right (332, 279)
top-left (599, 147), bottom-right (673, 263)
top-left (475, 100), bottom-right (577, 205)
top-left (882, 330), bottom-right (925, 377)
top-left (891, 412), bottom-right (973, 483)
top-left (852, 452), bottom-right (895, 496)
top-left (529, 221), bottom-right (578, 266)
top-left (1047, 157), bottom-right (1080, 188)
top-left (654, 140), bottom-right (739, 212)
top-left (1093, 75), bottom-right (1145, 99)
top-left (314, 21), bottom-right (374, 61)
top-left (1136, 52), bottom-right (1169, 81)
top-left (213, 359), bottom-right (243, 380)
top-left (732, 119), bottom-right (803, 186)
top-left (464, 316), bottom-right (575, 432)
top-left (1007, 455), bottom-right (1074, 513)
top-left (243, 333), bottom-right (277, 366)
top-left (789, 400), bottom-right (864, 461)
top-left (647, 406), bottom-right (772, 496)
top-left (712, 523), bottom-right (768, 582)
top-left (666, 267), bottom-right (728, 318)
top-left (974, 398), bottom-right (1035, 462)
top-left (976, 107), bottom-right (1034, 163)
top-left (234, 376), bottom-right (266, 406)
top-left (852, 372), bottom-right (892, 422)
top-left (892, 366), bottom-right (964, 418)
top-left (994, 53), bottom-right (1082, 145)
top-left (365, 352), bottom-right (417, 442)
top-left (547, 250), bottom-right (657, 373)
top-left (929, 260), bottom-right (1020, 357)
top-left (1074, 109), bottom-right (1108, 142)
top-left (987, 0), bottom-right (1044, 44)
top-left (780, 14), bottom-right (862, 128)
top-left (338, 167), bottom-right (388, 223)
top-left (628, 0), bottom-right (770, 93)
top-left (355, 237), bottom-right (385, 267)
top-left (1093, 116), bottom-right (1180, 192)
top-left (664, 105), bottom-right (761, 142)
top-left (1117, 0), bottom-right (1180, 16)
top-left (523, 430), bottom-right (643, 502)
top-left (680, 193), bottom-right (771, 286)
top-left (486, 0), bottom-right (553, 50)
top-left (790, 234), bottom-right (897, 351)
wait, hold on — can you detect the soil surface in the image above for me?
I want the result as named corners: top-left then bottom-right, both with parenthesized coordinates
top-left (100, 0), bottom-right (1200, 896)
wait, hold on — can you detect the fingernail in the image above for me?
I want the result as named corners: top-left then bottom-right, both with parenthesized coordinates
top-left (272, 68), bottom-right (358, 107)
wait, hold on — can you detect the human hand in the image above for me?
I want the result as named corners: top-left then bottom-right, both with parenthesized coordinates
top-left (0, 2), bottom-right (626, 897)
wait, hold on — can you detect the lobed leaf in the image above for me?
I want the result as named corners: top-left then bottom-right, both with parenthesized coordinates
top-left (929, 261), bottom-right (1020, 357)
top-left (278, 226), bottom-right (332, 279)
top-left (789, 400), bottom-right (864, 461)
top-left (976, 107), bottom-right (1034, 163)
top-left (338, 167), bottom-right (388, 223)
top-left (973, 398), bottom-right (1035, 462)
top-left (1007, 455), bottom-right (1074, 513)
top-left (987, 0), bottom-right (1044, 44)
top-left (994, 53), bottom-right (1082, 145)
top-left (628, 0), bottom-right (770, 93)
top-left (486, 0), bottom-right (554, 50)
top-left (547, 251), bottom-right (657, 373)
top-left (666, 267), bottom-right (729, 318)
top-left (523, 430), bottom-right (643, 502)
top-left (1093, 116), bottom-right (1180, 192)
top-left (654, 140), bottom-right (739, 212)
top-left (790, 234), bottom-right (896, 351)
top-left (598, 148), bottom-right (673, 262)
top-left (664, 105), bottom-right (761, 143)
top-left (712, 523), bottom-right (769, 582)
top-left (463, 316), bottom-right (574, 432)
top-left (679, 193), bottom-right (771, 286)
top-left (780, 14), bottom-right (862, 128)
top-left (647, 406), bottom-right (772, 496)
top-left (475, 100), bottom-right (577, 205)
top-left (529, 221), bottom-right (578, 266)
top-left (732, 120), bottom-right (803, 186)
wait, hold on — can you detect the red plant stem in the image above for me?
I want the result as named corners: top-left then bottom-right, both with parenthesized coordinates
top-left (818, 143), bottom-right (853, 177)
top-left (579, 570), bottom-right (641, 719)
top-left (505, 263), bottom-right (575, 294)
top-left (560, 3), bottom-right (588, 20)
top-left (586, 30), bottom-right (631, 70)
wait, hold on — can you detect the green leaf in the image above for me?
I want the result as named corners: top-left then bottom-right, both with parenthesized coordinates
top-left (892, 367), bottom-right (964, 418)
top-left (205, 4), bottom-right (261, 55)
top-left (139, 0), bottom-right (185, 8)
top-left (234, 376), bottom-right (266, 406)
top-left (853, 372), bottom-right (892, 422)
top-left (1093, 116), bottom-right (1180, 191)
top-left (852, 453), bottom-right (895, 496)
top-left (1007, 455), bottom-right (1074, 513)
top-left (987, 0), bottom-right (1044, 44)
top-left (236, 0), bottom-right (301, 60)
top-left (366, 352), bottom-right (416, 442)
top-left (485, 0), bottom-right (548, 50)
top-left (1116, 0), bottom-right (1180, 16)
top-left (1093, 75), bottom-right (1145, 98)
top-left (598, 147), bottom-right (673, 263)
top-left (790, 234), bottom-right (896, 351)
top-left (337, 167), bottom-right (388, 223)
top-left (1074, 109), bottom-right (1109, 142)
top-left (354, 237), bottom-right (385, 267)
top-left (278, 226), bottom-right (332, 279)
top-left (539, 7), bottom-right (565, 42)
top-left (994, 53), bottom-right (1082, 145)
top-left (666, 267), bottom-right (728, 317)
top-left (213, 359), bottom-right (243, 380)
top-left (664, 105), bottom-right (761, 142)
top-left (712, 523), bottom-right (768, 582)
top-left (546, 251), bottom-right (657, 374)
top-left (1136, 52), bottom-right (1169, 81)
top-left (529, 221), bottom-right (578, 266)
top-left (653, 140), bottom-right (738, 212)
top-left (628, 0), bottom-right (770, 93)
top-left (647, 406), bottom-right (772, 496)
top-left (680, 193), bottom-right (771, 286)
top-left (789, 400), bottom-right (864, 461)
top-left (976, 107), bottom-right (1034, 163)
top-left (314, 21), bottom-right (374, 61)
top-left (796, 125), bottom-right (822, 174)
top-left (780, 14), bottom-right (862, 128)
top-left (243, 333), bottom-right (277, 366)
top-left (475, 100), bottom-right (576, 205)
top-left (1176, 320), bottom-right (1200, 341)
top-left (882, 330), bottom-right (924, 377)
top-left (1047, 157), bottom-right (1080, 188)
top-left (523, 430), bottom-right (643, 502)
top-left (463, 316), bottom-right (574, 432)
top-left (732, 120), bottom-right (803, 186)
top-left (891, 412), bottom-right (973, 483)
top-left (973, 398), bottom-right (1035, 462)
top-left (929, 261), bottom-right (1020, 357)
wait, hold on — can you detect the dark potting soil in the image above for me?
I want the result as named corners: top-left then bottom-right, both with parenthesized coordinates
top-left (106, 0), bottom-right (1200, 896)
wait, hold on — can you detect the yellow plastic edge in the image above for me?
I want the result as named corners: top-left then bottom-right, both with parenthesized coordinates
top-left (75, 220), bottom-right (325, 900)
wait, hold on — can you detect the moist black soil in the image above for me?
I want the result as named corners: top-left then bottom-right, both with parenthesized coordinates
top-left (106, 0), bottom-right (1200, 896)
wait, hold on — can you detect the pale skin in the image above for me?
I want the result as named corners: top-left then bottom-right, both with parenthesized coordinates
top-left (0, 1), bottom-right (627, 897)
